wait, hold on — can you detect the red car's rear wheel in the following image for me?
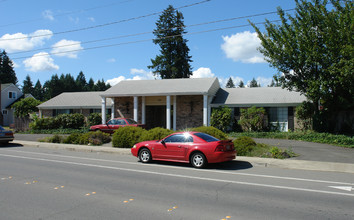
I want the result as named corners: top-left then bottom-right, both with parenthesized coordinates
top-left (191, 152), bottom-right (207, 168)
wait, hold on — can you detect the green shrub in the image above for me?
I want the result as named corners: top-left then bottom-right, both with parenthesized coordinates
top-left (47, 134), bottom-right (63, 143)
top-left (210, 106), bottom-right (232, 132)
top-left (112, 126), bottom-right (145, 148)
top-left (56, 113), bottom-right (85, 129)
top-left (233, 136), bottom-right (257, 156)
top-left (140, 127), bottom-right (173, 142)
top-left (63, 131), bottom-right (111, 145)
top-left (63, 133), bottom-right (81, 144)
top-left (87, 113), bottom-right (102, 126)
top-left (191, 126), bottom-right (228, 140)
top-left (29, 114), bottom-right (85, 130)
top-left (30, 117), bottom-right (59, 130)
top-left (238, 106), bottom-right (267, 132)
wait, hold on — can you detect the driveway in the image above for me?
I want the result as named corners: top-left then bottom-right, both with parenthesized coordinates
top-left (254, 138), bottom-right (354, 163)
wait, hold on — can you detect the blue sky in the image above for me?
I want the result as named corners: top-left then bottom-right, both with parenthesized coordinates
top-left (0, 0), bottom-right (297, 88)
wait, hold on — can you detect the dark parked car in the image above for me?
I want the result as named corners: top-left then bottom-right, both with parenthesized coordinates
top-left (90, 118), bottom-right (145, 134)
top-left (0, 126), bottom-right (14, 144)
top-left (131, 131), bottom-right (236, 168)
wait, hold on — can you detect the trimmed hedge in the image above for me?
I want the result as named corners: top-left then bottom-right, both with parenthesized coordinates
top-left (30, 113), bottom-right (85, 130)
top-left (139, 127), bottom-right (173, 142)
top-left (112, 126), bottom-right (145, 148)
top-left (43, 131), bottom-right (111, 146)
top-left (233, 136), bottom-right (257, 156)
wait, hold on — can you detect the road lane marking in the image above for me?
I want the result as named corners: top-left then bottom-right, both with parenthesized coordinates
top-left (329, 186), bottom-right (353, 192)
top-left (0, 153), bottom-right (354, 197)
top-left (3, 149), bottom-right (354, 186)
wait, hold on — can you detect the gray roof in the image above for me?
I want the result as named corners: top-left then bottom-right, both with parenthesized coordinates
top-left (38, 92), bottom-right (112, 109)
top-left (102, 77), bottom-right (220, 97)
top-left (1, 83), bottom-right (15, 91)
top-left (212, 87), bottom-right (307, 107)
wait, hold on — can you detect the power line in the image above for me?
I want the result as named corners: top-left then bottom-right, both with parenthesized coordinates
top-left (11, 20), bottom-right (281, 60)
top-left (8, 8), bottom-right (294, 56)
top-left (0, 0), bottom-right (135, 28)
top-left (0, 0), bottom-right (211, 41)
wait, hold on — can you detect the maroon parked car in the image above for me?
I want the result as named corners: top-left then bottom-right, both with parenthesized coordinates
top-left (90, 118), bottom-right (145, 134)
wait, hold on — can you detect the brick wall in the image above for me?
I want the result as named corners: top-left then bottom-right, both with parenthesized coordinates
top-left (176, 95), bottom-right (203, 129)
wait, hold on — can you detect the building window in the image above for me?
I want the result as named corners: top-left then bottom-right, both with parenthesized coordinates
top-left (2, 110), bottom-right (8, 115)
top-left (8, 92), bottom-right (17, 99)
top-left (268, 107), bottom-right (288, 132)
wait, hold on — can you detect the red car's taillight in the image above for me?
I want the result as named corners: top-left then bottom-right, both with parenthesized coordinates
top-left (215, 145), bottom-right (226, 152)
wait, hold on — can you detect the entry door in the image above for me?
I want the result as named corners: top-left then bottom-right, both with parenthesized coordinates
top-left (146, 106), bottom-right (166, 129)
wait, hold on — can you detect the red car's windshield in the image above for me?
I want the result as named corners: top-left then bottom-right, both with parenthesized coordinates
top-left (194, 133), bottom-right (220, 142)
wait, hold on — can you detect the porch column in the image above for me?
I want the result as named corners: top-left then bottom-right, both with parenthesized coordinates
top-left (39, 109), bottom-right (43, 118)
top-left (101, 97), bottom-right (106, 124)
top-left (166, 95), bottom-right (171, 130)
top-left (133, 96), bottom-right (138, 122)
top-left (208, 96), bottom-right (212, 126)
top-left (203, 94), bottom-right (208, 126)
top-left (141, 96), bottom-right (146, 124)
top-left (111, 99), bottom-right (115, 119)
top-left (173, 96), bottom-right (177, 131)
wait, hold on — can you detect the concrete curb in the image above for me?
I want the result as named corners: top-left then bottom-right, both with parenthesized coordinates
top-left (14, 140), bottom-right (354, 174)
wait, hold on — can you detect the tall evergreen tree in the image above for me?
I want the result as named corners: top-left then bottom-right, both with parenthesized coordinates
top-left (238, 80), bottom-right (245, 88)
top-left (0, 50), bottom-right (17, 84)
top-left (76, 71), bottom-right (87, 91)
top-left (249, 78), bottom-right (260, 87)
top-left (22, 75), bottom-right (34, 95)
top-left (87, 78), bottom-right (95, 91)
top-left (33, 80), bottom-right (44, 101)
top-left (148, 5), bottom-right (193, 79)
top-left (226, 77), bottom-right (236, 88)
top-left (94, 79), bottom-right (110, 91)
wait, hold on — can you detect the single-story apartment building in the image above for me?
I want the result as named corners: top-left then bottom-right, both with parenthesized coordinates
top-left (38, 78), bottom-right (307, 131)
top-left (99, 77), bottom-right (307, 131)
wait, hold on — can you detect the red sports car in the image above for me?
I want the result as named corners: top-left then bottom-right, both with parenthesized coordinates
top-left (131, 132), bottom-right (236, 168)
top-left (90, 118), bottom-right (145, 134)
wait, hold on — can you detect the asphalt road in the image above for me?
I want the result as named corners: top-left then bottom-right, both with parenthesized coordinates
top-left (1, 145), bottom-right (353, 220)
top-left (15, 133), bottom-right (354, 163)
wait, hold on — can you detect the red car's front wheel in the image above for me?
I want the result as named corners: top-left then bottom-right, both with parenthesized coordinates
top-left (139, 148), bottom-right (152, 163)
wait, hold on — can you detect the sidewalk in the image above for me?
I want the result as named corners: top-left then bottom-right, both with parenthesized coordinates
top-left (13, 140), bottom-right (354, 174)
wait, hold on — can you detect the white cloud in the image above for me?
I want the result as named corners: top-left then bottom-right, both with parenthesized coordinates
top-left (221, 31), bottom-right (265, 63)
top-left (256, 76), bottom-right (273, 87)
top-left (106, 76), bottom-right (126, 86)
top-left (106, 69), bottom-right (158, 86)
top-left (88, 17), bottom-right (95, 22)
top-left (0, 29), bottom-right (53, 53)
top-left (107, 58), bottom-right (116, 63)
top-left (51, 39), bottom-right (83, 58)
top-left (219, 76), bottom-right (244, 88)
top-left (42, 10), bottom-right (54, 21)
top-left (23, 52), bottom-right (59, 72)
top-left (191, 67), bottom-right (215, 78)
top-left (246, 76), bottom-right (273, 87)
